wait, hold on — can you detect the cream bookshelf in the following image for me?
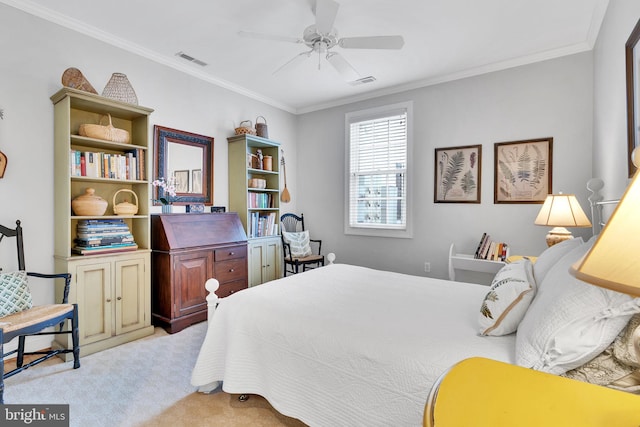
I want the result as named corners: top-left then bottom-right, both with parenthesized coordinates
top-left (51, 87), bottom-right (155, 357)
top-left (228, 134), bottom-right (282, 285)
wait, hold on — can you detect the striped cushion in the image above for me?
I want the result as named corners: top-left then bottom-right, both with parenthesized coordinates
top-left (0, 271), bottom-right (33, 318)
top-left (282, 231), bottom-right (312, 257)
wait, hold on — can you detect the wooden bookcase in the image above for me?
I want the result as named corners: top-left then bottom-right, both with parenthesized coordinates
top-left (228, 134), bottom-right (282, 285)
top-left (51, 87), bottom-right (155, 357)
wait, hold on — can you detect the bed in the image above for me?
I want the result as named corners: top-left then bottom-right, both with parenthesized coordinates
top-left (191, 181), bottom-right (640, 426)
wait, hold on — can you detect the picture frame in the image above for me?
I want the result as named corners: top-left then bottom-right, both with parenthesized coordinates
top-left (173, 170), bottom-right (189, 193)
top-left (494, 137), bottom-right (552, 204)
top-left (434, 144), bottom-right (482, 203)
top-left (186, 203), bottom-right (205, 213)
top-left (192, 169), bottom-right (202, 193)
top-left (626, 18), bottom-right (640, 177)
top-left (210, 206), bottom-right (226, 213)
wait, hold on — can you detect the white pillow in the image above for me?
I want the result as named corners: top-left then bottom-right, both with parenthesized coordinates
top-left (478, 259), bottom-right (536, 336)
top-left (532, 237), bottom-right (583, 285)
top-left (282, 230), bottom-right (312, 257)
top-left (516, 241), bottom-right (640, 375)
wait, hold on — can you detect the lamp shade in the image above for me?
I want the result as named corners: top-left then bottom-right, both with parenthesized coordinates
top-left (572, 171), bottom-right (640, 296)
top-left (534, 194), bottom-right (592, 228)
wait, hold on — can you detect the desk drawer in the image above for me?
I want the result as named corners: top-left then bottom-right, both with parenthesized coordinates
top-left (215, 258), bottom-right (247, 283)
top-left (216, 280), bottom-right (247, 298)
top-left (214, 245), bottom-right (247, 262)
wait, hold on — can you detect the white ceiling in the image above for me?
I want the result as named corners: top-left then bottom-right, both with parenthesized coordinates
top-left (4, 0), bottom-right (609, 114)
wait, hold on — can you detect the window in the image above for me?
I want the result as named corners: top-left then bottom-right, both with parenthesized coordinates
top-left (345, 102), bottom-right (412, 238)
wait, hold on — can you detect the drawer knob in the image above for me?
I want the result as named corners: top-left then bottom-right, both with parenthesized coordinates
top-left (229, 268), bottom-right (235, 272)
top-left (229, 252), bottom-right (235, 256)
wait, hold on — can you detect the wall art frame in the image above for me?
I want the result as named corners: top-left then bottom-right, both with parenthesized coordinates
top-left (626, 18), bottom-right (640, 177)
top-left (494, 137), bottom-right (552, 204)
top-left (434, 144), bottom-right (482, 203)
top-left (173, 169), bottom-right (189, 193)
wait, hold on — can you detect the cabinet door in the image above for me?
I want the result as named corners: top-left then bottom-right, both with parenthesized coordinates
top-left (262, 238), bottom-right (281, 283)
top-left (248, 241), bottom-right (266, 286)
top-left (75, 261), bottom-right (113, 345)
top-left (174, 251), bottom-right (212, 317)
top-left (115, 257), bottom-right (149, 335)
top-left (248, 238), bottom-right (282, 286)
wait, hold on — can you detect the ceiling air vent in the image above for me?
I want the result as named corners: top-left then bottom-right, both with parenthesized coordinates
top-left (175, 51), bottom-right (208, 67)
top-left (349, 76), bottom-right (376, 86)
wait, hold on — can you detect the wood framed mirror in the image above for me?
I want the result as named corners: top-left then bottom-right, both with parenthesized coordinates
top-left (626, 18), bottom-right (640, 177)
top-left (153, 125), bottom-right (213, 205)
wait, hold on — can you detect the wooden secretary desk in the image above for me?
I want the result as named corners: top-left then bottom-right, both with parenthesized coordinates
top-left (151, 213), bottom-right (248, 333)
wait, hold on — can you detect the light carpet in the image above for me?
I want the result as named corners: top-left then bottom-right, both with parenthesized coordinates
top-left (5, 322), bottom-right (306, 427)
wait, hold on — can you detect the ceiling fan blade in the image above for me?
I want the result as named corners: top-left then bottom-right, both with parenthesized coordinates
top-left (314, 0), bottom-right (339, 34)
top-left (326, 52), bottom-right (360, 82)
top-left (238, 30), bottom-right (302, 44)
top-left (273, 51), bottom-right (312, 75)
top-left (338, 35), bottom-right (405, 50)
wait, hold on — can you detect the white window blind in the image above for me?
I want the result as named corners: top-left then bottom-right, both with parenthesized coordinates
top-left (347, 107), bottom-right (408, 232)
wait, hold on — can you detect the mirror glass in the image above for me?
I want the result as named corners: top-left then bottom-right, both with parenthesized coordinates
top-left (153, 125), bottom-right (213, 205)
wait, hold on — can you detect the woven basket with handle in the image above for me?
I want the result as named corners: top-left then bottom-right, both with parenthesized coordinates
top-left (235, 120), bottom-right (256, 136)
top-left (79, 114), bottom-right (130, 144)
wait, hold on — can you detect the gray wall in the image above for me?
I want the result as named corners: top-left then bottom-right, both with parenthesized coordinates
top-left (593, 0), bottom-right (640, 202)
top-left (296, 53), bottom-right (594, 279)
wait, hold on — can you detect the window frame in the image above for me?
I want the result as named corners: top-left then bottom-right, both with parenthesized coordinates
top-left (344, 101), bottom-right (413, 238)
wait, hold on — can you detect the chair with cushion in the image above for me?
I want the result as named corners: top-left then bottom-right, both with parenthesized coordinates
top-left (0, 220), bottom-right (80, 403)
top-left (280, 213), bottom-right (324, 276)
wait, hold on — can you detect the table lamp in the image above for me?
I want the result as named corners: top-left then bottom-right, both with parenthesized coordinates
top-left (534, 193), bottom-right (592, 247)
top-left (572, 170), bottom-right (640, 296)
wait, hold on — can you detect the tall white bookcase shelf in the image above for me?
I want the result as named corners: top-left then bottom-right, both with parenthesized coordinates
top-left (51, 87), bottom-right (155, 358)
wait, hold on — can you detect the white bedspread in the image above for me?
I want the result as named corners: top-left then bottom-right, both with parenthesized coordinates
top-left (191, 264), bottom-right (515, 427)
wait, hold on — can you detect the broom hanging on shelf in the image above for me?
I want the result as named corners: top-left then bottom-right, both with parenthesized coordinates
top-left (280, 149), bottom-right (291, 203)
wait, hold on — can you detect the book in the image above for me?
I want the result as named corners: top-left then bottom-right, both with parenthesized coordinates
top-left (479, 235), bottom-right (492, 259)
top-left (72, 244), bottom-right (138, 256)
top-left (473, 233), bottom-right (487, 258)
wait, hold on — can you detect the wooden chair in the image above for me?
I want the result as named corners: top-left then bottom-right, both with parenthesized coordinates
top-left (424, 357), bottom-right (640, 426)
top-left (0, 220), bottom-right (80, 403)
top-left (280, 213), bottom-right (324, 276)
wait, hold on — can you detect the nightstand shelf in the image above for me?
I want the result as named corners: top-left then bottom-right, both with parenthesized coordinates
top-left (448, 243), bottom-right (505, 281)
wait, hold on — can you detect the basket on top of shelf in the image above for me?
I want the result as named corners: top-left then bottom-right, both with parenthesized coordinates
top-left (235, 120), bottom-right (256, 136)
top-left (79, 114), bottom-right (130, 144)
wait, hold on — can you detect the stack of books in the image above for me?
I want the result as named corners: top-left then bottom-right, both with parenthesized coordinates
top-left (249, 212), bottom-right (278, 238)
top-left (73, 219), bottom-right (138, 255)
top-left (473, 232), bottom-right (509, 261)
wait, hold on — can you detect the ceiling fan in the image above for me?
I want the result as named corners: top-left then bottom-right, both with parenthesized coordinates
top-left (239, 0), bottom-right (404, 83)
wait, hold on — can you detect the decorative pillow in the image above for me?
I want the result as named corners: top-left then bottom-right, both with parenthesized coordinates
top-left (532, 237), bottom-right (583, 286)
top-left (516, 241), bottom-right (640, 375)
top-left (0, 271), bottom-right (33, 318)
top-left (282, 230), bottom-right (312, 258)
top-left (478, 259), bottom-right (536, 336)
top-left (562, 313), bottom-right (640, 392)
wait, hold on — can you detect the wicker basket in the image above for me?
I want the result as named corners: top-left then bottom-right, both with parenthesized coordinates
top-left (79, 114), bottom-right (130, 144)
top-left (102, 73), bottom-right (138, 105)
top-left (113, 189), bottom-right (139, 215)
top-left (235, 120), bottom-right (256, 136)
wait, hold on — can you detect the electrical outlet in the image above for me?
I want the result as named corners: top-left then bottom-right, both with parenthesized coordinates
top-left (424, 262), bottom-right (431, 273)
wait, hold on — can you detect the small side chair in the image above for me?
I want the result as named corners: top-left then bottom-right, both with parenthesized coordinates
top-left (280, 213), bottom-right (324, 276)
top-left (0, 220), bottom-right (80, 403)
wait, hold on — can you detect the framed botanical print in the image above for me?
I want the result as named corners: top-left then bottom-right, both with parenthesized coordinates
top-left (494, 137), bottom-right (552, 204)
top-left (434, 144), bottom-right (482, 203)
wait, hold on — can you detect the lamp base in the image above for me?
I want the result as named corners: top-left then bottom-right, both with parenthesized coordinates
top-left (546, 227), bottom-right (573, 247)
